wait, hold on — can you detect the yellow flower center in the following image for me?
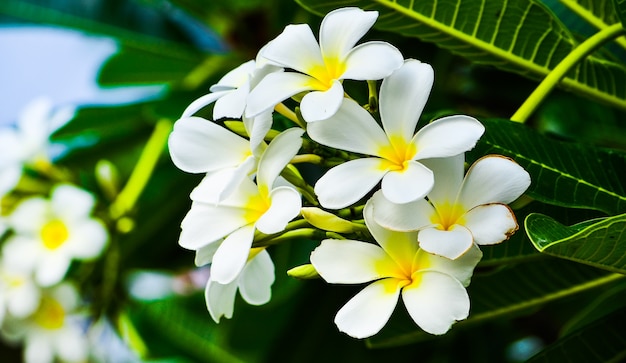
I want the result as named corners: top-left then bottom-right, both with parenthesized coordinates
top-left (431, 202), bottom-right (466, 231)
top-left (34, 296), bottom-right (65, 330)
top-left (40, 220), bottom-right (69, 250)
top-left (307, 56), bottom-right (346, 90)
top-left (378, 134), bottom-right (417, 172)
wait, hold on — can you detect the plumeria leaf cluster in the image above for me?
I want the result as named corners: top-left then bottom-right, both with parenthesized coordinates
top-left (2, 0), bottom-right (626, 361)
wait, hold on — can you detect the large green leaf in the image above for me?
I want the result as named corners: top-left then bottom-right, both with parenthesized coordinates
top-left (525, 306), bottom-right (626, 362)
top-left (526, 212), bottom-right (626, 273)
top-left (468, 118), bottom-right (626, 215)
top-left (295, 0), bottom-right (626, 111)
top-left (615, 0), bottom-right (626, 25)
top-left (367, 259), bottom-right (624, 348)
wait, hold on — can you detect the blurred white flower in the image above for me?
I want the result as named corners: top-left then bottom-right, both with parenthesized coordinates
top-left (0, 255), bottom-right (41, 325)
top-left (246, 7), bottom-right (403, 122)
top-left (1, 282), bottom-right (89, 363)
top-left (2, 184), bottom-right (108, 286)
top-left (0, 97), bottom-right (74, 196)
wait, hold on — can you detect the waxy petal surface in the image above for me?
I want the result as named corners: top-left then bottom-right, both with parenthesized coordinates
top-left (464, 203), bottom-right (518, 245)
top-left (341, 42), bottom-right (403, 80)
top-left (319, 7), bottom-right (377, 60)
top-left (239, 249), bottom-right (274, 305)
top-left (205, 278), bottom-right (238, 323)
top-left (335, 278), bottom-right (402, 339)
top-left (245, 72), bottom-right (314, 118)
top-left (261, 24), bottom-right (324, 74)
top-left (413, 115), bottom-right (484, 160)
top-left (370, 191), bottom-right (433, 231)
top-left (418, 225), bottom-right (474, 260)
top-left (255, 187), bottom-right (301, 234)
top-left (210, 224), bottom-right (256, 284)
top-left (402, 271), bottom-right (469, 335)
top-left (381, 161), bottom-right (434, 204)
top-left (299, 80), bottom-right (344, 122)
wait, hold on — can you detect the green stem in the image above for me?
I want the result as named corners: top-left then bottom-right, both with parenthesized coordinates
top-left (559, 0), bottom-right (626, 52)
top-left (511, 23), bottom-right (625, 123)
top-left (275, 103), bottom-right (305, 128)
top-left (110, 119), bottom-right (172, 220)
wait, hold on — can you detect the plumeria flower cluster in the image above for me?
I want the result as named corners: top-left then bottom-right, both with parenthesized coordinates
top-left (170, 7), bottom-right (531, 338)
top-left (0, 183), bottom-right (109, 363)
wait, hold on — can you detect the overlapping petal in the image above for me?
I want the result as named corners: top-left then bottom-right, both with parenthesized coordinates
top-left (210, 224), bottom-right (256, 284)
top-left (205, 278), bottom-right (238, 323)
top-left (306, 99), bottom-right (389, 156)
top-left (417, 245), bottom-right (482, 287)
top-left (463, 204), bottom-right (518, 245)
top-left (413, 115), bottom-right (484, 160)
top-left (457, 155), bottom-right (531, 208)
top-left (380, 161), bottom-right (434, 204)
top-left (402, 271), bottom-right (469, 335)
top-left (319, 7), bottom-right (377, 60)
top-left (261, 24), bottom-right (324, 73)
top-left (178, 203), bottom-right (249, 250)
top-left (168, 117), bottom-right (251, 173)
top-left (417, 225), bottom-right (474, 260)
top-left (311, 239), bottom-right (396, 284)
top-left (334, 278), bottom-right (402, 339)
top-left (341, 42), bottom-right (403, 80)
top-left (245, 72), bottom-right (315, 118)
top-left (421, 155), bottom-right (465, 207)
top-left (255, 187), bottom-right (301, 234)
top-left (299, 80), bottom-right (344, 122)
top-left (379, 60), bottom-right (433, 142)
top-left (370, 191), bottom-right (433, 231)
top-left (256, 128), bottom-right (304, 194)
top-left (238, 250), bottom-right (274, 305)
top-left (314, 158), bottom-right (389, 209)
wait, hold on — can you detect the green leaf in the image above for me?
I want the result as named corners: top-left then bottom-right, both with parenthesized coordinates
top-left (469, 118), bottom-right (626, 215)
top-left (525, 306), bottom-right (626, 362)
top-left (526, 212), bottom-right (626, 273)
top-left (561, 280), bottom-right (626, 335)
top-left (295, 0), bottom-right (626, 111)
top-left (614, 0), bottom-right (626, 26)
top-left (367, 259), bottom-right (624, 348)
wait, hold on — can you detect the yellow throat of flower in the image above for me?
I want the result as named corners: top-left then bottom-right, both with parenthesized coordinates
top-left (378, 135), bottom-right (417, 172)
top-left (308, 56), bottom-right (346, 90)
top-left (40, 220), bottom-right (69, 250)
top-left (432, 202), bottom-right (466, 231)
top-left (34, 296), bottom-right (65, 330)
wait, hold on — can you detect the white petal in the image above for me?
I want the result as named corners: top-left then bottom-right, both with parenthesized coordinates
top-left (379, 60), bottom-right (433, 142)
top-left (195, 242), bottom-right (221, 266)
top-left (211, 59), bottom-right (255, 90)
top-left (65, 220), bottom-right (108, 259)
top-left (9, 197), bottom-right (49, 234)
top-left (262, 24), bottom-right (324, 73)
top-left (402, 271), bottom-right (469, 335)
top-left (205, 278), bottom-right (238, 323)
top-left (168, 117), bottom-right (250, 173)
top-left (256, 128), bottom-right (304, 193)
top-left (179, 202), bottom-right (247, 250)
top-left (36, 255), bottom-right (70, 286)
top-left (213, 81), bottom-right (250, 119)
top-left (181, 92), bottom-right (226, 118)
top-left (314, 158), bottom-right (388, 209)
top-left (319, 7), bottom-right (377, 60)
top-left (334, 278), bottom-right (401, 339)
top-left (363, 201), bottom-right (420, 266)
top-left (413, 115), bottom-right (485, 160)
top-left (239, 250), bottom-right (275, 305)
top-left (255, 187), bottom-right (301, 234)
top-left (210, 224), bottom-right (255, 284)
top-left (421, 155), bottom-right (465, 207)
top-left (190, 158), bottom-right (256, 204)
top-left (245, 72), bottom-right (314, 118)
top-left (416, 245), bottom-right (482, 287)
top-left (342, 41), bottom-right (403, 80)
top-left (299, 80), bottom-right (344, 122)
top-left (463, 204), bottom-right (518, 245)
top-left (381, 161), bottom-right (434, 204)
top-left (457, 155), bottom-right (531, 208)
top-left (417, 225), bottom-right (474, 260)
top-left (310, 239), bottom-right (396, 284)
top-left (8, 283), bottom-right (40, 318)
top-left (55, 326), bottom-right (89, 363)
top-left (25, 335), bottom-right (54, 363)
top-left (306, 98), bottom-right (389, 156)
top-left (370, 191), bottom-right (433, 231)
top-left (0, 165), bottom-right (21, 196)
top-left (245, 111), bottom-right (272, 154)
top-left (51, 184), bottom-right (95, 221)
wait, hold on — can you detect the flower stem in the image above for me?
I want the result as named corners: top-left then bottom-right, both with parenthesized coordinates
top-left (291, 154), bottom-right (323, 165)
top-left (110, 119), bottom-right (172, 220)
top-left (275, 103), bottom-right (305, 128)
top-left (510, 23), bottom-right (625, 123)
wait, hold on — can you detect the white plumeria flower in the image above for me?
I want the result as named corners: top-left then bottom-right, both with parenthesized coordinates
top-left (0, 97), bottom-right (73, 196)
top-left (181, 58), bottom-right (282, 121)
top-left (168, 112), bottom-right (274, 204)
top-left (246, 7), bottom-right (404, 122)
top-left (308, 59), bottom-right (485, 208)
top-left (178, 128), bottom-right (303, 285)
top-left (201, 247), bottom-right (274, 323)
top-left (372, 155), bottom-right (531, 260)
top-left (310, 200), bottom-right (482, 338)
top-left (0, 255), bottom-right (41, 325)
top-left (2, 184), bottom-right (108, 287)
top-left (1, 283), bottom-right (89, 363)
